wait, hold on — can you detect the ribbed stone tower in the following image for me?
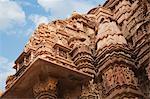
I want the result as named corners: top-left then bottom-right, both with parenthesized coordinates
top-left (95, 7), bottom-right (144, 98)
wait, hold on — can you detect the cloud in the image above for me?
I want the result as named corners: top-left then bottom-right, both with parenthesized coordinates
top-left (17, 1), bottom-right (33, 7)
top-left (37, 0), bottom-right (101, 20)
top-left (0, 56), bottom-right (15, 91)
top-left (25, 27), bottom-right (35, 36)
top-left (29, 14), bottom-right (49, 26)
top-left (0, 0), bottom-right (26, 30)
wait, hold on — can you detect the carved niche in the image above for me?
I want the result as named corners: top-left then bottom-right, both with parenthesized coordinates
top-left (102, 66), bottom-right (137, 93)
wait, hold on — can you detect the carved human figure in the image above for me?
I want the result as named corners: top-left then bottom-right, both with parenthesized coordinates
top-left (114, 67), bottom-right (126, 85)
top-left (123, 67), bottom-right (137, 85)
top-left (104, 68), bottom-right (114, 88)
top-left (88, 79), bottom-right (97, 93)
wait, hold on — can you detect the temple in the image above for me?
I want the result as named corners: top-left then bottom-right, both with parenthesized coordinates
top-left (1, 0), bottom-right (150, 99)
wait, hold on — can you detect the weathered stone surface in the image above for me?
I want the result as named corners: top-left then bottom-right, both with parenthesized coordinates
top-left (1, 0), bottom-right (149, 99)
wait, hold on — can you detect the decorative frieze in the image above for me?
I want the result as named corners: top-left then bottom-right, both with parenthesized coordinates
top-left (102, 66), bottom-right (137, 94)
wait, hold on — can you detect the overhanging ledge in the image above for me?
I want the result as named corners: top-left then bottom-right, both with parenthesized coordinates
top-left (1, 57), bottom-right (93, 98)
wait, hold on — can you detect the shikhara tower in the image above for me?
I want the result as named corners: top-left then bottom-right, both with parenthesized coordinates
top-left (1, 0), bottom-right (150, 99)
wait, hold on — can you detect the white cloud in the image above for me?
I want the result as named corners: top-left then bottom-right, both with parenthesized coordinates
top-left (0, 56), bottom-right (15, 91)
top-left (25, 27), bottom-right (35, 36)
top-left (0, 0), bottom-right (26, 30)
top-left (37, 0), bottom-right (98, 20)
top-left (72, 1), bottom-right (96, 13)
top-left (29, 14), bottom-right (49, 26)
top-left (17, 1), bottom-right (33, 7)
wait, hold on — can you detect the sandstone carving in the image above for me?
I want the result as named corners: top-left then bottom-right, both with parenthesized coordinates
top-left (1, 0), bottom-right (150, 99)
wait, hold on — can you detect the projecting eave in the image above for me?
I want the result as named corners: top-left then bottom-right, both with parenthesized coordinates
top-left (14, 51), bottom-right (26, 64)
top-left (15, 48), bottom-right (34, 64)
top-left (1, 57), bottom-right (93, 98)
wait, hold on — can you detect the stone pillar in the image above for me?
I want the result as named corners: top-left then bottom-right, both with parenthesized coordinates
top-left (16, 63), bottom-right (20, 71)
top-left (56, 47), bottom-right (59, 56)
top-left (80, 80), bottom-right (100, 99)
top-left (30, 51), bottom-right (34, 61)
top-left (33, 78), bottom-right (58, 99)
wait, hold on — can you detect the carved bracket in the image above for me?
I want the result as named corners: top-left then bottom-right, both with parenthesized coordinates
top-left (33, 78), bottom-right (57, 99)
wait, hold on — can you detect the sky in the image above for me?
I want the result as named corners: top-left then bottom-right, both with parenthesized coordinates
top-left (0, 0), bottom-right (106, 91)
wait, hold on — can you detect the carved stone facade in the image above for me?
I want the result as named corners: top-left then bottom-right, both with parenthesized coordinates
top-left (1, 0), bottom-right (150, 99)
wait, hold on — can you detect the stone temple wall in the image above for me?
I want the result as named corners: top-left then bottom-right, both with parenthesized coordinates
top-left (1, 0), bottom-right (150, 99)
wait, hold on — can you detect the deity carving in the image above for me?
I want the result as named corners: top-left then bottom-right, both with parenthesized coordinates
top-left (114, 66), bottom-right (126, 85)
top-left (123, 67), bottom-right (137, 85)
top-left (103, 68), bottom-right (114, 87)
top-left (103, 66), bottom-right (137, 92)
